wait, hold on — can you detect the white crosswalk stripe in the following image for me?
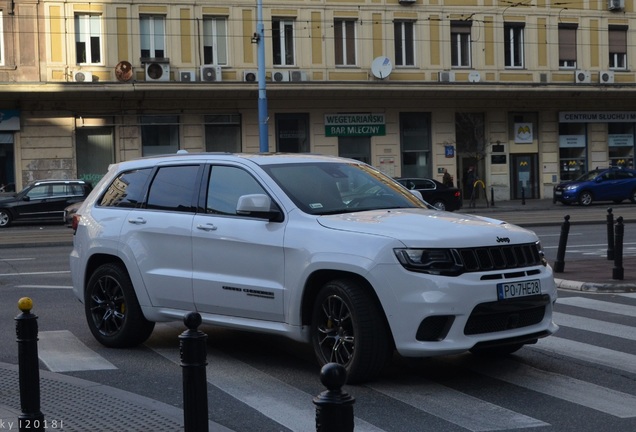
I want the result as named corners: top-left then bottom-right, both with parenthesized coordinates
top-left (38, 330), bottom-right (116, 372)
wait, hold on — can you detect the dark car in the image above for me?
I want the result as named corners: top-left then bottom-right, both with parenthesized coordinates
top-left (395, 177), bottom-right (462, 211)
top-left (0, 179), bottom-right (92, 227)
top-left (553, 167), bottom-right (636, 206)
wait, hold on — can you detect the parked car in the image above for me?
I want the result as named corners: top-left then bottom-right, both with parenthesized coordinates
top-left (64, 201), bottom-right (83, 227)
top-left (70, 153), bottom-right (557, 383)
top-left (395, 177), bottom-right (462, 211)
top-left (0, 179), bottom-right (92, 227)
top-left (553, 167), bottom-right (636, 206)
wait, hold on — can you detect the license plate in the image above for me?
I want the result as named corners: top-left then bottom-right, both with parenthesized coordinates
top-left (554, 191), bottom-right (562, 196)
top-left (497, 279), bottom-right (541, 300)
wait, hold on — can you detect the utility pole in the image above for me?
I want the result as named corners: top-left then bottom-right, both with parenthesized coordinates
top-left (256, 0), bottom-right (269, 152)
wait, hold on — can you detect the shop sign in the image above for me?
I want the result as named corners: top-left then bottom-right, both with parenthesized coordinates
top-left (514, 123), bottom-right (533, 143)
top-left (609, 134), bottom-right (634, 147)
top-left (559, 135), bottom-right (585, 148)
top-left (559, 111), bottom-right (636, 123)
top-left (324, 113), bottom-right (386, 137)
top-left (0, 110), bottom-right (20, 131)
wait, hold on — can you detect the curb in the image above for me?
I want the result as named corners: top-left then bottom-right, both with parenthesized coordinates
top-left (555, 278), bottom-right (636, 293)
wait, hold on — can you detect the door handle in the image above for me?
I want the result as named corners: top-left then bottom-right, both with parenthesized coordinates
top-left (196, 223), bottom-right (217, 231)
top-left (127, 217), bottom-right (147, 225)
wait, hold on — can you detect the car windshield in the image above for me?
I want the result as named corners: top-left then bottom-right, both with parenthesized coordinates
top-left (264, 162), bottom-right (427, 215)
top-left (574, 170), bottom-right (603, 182)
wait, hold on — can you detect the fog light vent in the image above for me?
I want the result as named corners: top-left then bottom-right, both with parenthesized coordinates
top-left (416, 316), bottom-right (454, 341)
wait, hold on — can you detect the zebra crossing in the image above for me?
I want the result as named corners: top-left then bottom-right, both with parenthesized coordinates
top-left (35, 294), bottom-right (636, 431)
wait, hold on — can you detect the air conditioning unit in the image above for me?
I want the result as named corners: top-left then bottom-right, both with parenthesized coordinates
top-left (243, 70), bottom-right (258, 82)
top-left (145, 62), bottom-right (170, 82)
top-left (575, 70), bottom-right (591, 84)
top-left (608, 0), bottom-right (624, 10)
top-left (272, 70), bottom-right (290, 82)
top-left (179, 69), bottom-right (196, 82)
top-left (438, 71), bottom-right (455, 82)
top-left (290, 70), bottom-right (309, 82)
top-left (599, 70), bottom-right (615, 84)
top-left (200, 65), bottom-right (222, 82)
top-left (73, 71), bottom-right (93, 83)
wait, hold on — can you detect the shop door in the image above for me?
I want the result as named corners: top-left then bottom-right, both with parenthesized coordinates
top-left (511, 154), bottom-right (538, 199)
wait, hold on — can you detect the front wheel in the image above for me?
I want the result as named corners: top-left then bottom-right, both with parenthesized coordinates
top-left (85, 263), bottom-right (155, 347)
top-left (630, 189), bottom-right (636, 203)
top-left (311, 279), bottom-right (392, 384)
top-left (578, 191), bottom-right (593, 206)
top-left (0, 210), bottom-right (11, 227)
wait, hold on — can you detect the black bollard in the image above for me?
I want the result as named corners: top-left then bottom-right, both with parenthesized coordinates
top-left (521, 187), bottom-right (526, 205)
top-left (490, 187), bottom-right (495, 207)
top-left (613, 216), bottom-right (624, 280)
top-left (179, 312), bottom-right (209, 432)
top-left (553, 215), bottom-right (571, 273)
top-left (313, 363), bottom-right (355, 432)
top-left (606, 208), bottom-right (615, 260)
top-left (15, 297), bottom-right (45, 432)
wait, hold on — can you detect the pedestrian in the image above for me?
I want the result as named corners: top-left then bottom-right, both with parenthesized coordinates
top-left (442, 169), bottom-right (454, 187)
top-left (464, 166), bottom-right (476, 199)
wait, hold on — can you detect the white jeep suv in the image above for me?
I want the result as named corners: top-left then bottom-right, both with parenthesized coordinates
top-left (70, 153), bottom-right (558, 383)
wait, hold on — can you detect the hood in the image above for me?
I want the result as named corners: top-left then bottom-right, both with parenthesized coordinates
top-left (317, 209), bottom-right (538, 247)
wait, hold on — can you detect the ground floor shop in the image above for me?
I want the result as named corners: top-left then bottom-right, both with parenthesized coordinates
top-left (2, 85), bottom-right (635, 202)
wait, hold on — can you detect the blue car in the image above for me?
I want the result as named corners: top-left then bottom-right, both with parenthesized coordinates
top-left (553, 167), bottom-right (636, 206)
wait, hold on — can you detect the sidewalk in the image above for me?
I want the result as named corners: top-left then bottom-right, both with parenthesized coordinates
top-left (1, 199), bottom-right (635, 431)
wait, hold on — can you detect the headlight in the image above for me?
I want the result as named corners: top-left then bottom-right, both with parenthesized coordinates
top-left (394, 248), bottom-right (463, 276)
top-left (536, 240), bottom-right (548, 266)
top-left (564, 184), bottom-right (579, 191)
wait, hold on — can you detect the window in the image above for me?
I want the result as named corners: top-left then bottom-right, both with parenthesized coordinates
top-left (334, 19), bottom-right (356, 66)
top-left (609, 26), bottom-right (627, 70)
top-left (394, 21), bottom-right (415, 67)
top-left (451, 22), bottom-right (471, 68)
top-left (400, 113), bottom-right (432, 178)
top-left (75, 14), bottom-right (102, 64)
top-left (504, 23), bottom-right (524, 68)
top-left (207, 166), bottom-right (269, 215)
top-left (272, 19), bottom-right (295, 66)
top-left (276, 114), bottom-right (309, 152)
top-left (141, 116), bottom-right (179, 156)
top-left (558, 25), bottom-right (577, 69)
top-left (100, 169), bottom-right (152, 208)
top-left (26, 186), bottom-right (51, 200)
top-left (146, 166), bottom-right (199, 212)
top-left (76, 127), bottom-right (114, 186)
top-left (203, 17), bottom-right (228, 65)
top-left (205, 114), bottom-right (241, 152)
top-left (140, 15), bottom-right (166, 59)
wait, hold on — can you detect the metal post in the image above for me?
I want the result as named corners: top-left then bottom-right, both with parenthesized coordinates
top-left (613, 216), bottom-right (624, 280)
top-left (179, 312), bottom-right (209, 432)
top-left (553, 215), bottom-right (570, 273)
top-left (521, 187), bottom-right (526, 205)
top-left (606, 207), bottom-right (615, 260)
top-left (256, 0), bottom-right (268, 152)
top-left (313, 363), bottom-right (355, 432)
top-left (490, 187), bottom-right (495, 207)
top-left (15, 297), bottom-right (44, 432)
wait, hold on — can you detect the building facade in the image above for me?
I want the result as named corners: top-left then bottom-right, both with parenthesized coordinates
top-left (1, 0), bottom-right (636, 201)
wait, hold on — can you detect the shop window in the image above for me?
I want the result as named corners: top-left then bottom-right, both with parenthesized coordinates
top-left (558, 24), bottom-right (577, 69)
top-left (205, 114), bottom-right (241, 152)
top-left (608, 123), bottom-right (634, 168)
top-left (272, 19), bottom-right (295, 66)
top-left (141, 116), bottom-right (179, 156)
top-left (609, 26), bottom-right (627, 70)
top-left (504, 23), bottom-right (524, 68)
top-left (203, 17), bottom-right (228, 65)
top-left (76, 127), bottom-right (114, 186)
top-left (334, 19), bottom-right (356, 66)
top-left (558, 123), bottom-right (587, 180)
top-left (338, 136), bottom-right (370, 164)
top-left (400, 113), bottom-right (431, 178)
top-left (75, 14), bottom-right (102, 64)
top-left (451, 22), bottom-right (471, 68)
top-left (394, 21), bottom-right (415, 67)
top-left (275, 114), bottom-right (309, 152)
top-left (140, 15), bottom-right (166, 59)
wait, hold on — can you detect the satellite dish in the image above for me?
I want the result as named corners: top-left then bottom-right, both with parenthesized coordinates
top-left (468, 71), bottom-right (481, 83)
top-left (371, 56), bottom-right (393, 79)
top-left (115, 61), bottom-right (133, 82)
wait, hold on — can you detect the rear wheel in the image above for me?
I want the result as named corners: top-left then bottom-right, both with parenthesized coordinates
top-left (85, 263), bottom-right (155, 347)
top-left (432, 200), bottom-right (447, 211)
top-left (311, 279), bottom-right (392, 383)
top-left (578, 191), bottom-right (593, 206)
top-left (0, 210), bottom-right (11, 227)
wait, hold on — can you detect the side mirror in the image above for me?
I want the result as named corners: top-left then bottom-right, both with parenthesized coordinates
top-left (236, 194), bottom-right (283, 222)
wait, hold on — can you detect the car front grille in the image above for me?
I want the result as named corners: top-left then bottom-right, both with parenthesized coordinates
top-left (464, 294), bottom-right (549, 335)
top-left (454, 243), bottom-right (542, 273)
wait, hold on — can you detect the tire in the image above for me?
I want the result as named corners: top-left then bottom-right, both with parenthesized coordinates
top-left (470, 343), bottom-right (524, 356)
top-left (311, 279), bottom-right (392, 384)
top-left (0, 210), bottom-right (11, 227)
top-left (432, 200), bottom-right (447, 211)
top-left (578, 191), bottom-right (593, 206)
top-left (85, 263), bottom-right (155, 348)
top-left (630, 189), bottom-right (636, 204)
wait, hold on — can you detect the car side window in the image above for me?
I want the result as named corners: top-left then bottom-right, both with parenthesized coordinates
top-left (146, 165), bottom-right (199, 212)
top-left (100, 168), bottom-right (152, 208)
top-left (26, 185), bottom-right (51, 199)
top-left (206, 165), bottom-right (268, 215)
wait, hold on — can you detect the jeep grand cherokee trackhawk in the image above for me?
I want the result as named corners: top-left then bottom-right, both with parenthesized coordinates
top-left (70, 153), bottom-right (558, 383)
